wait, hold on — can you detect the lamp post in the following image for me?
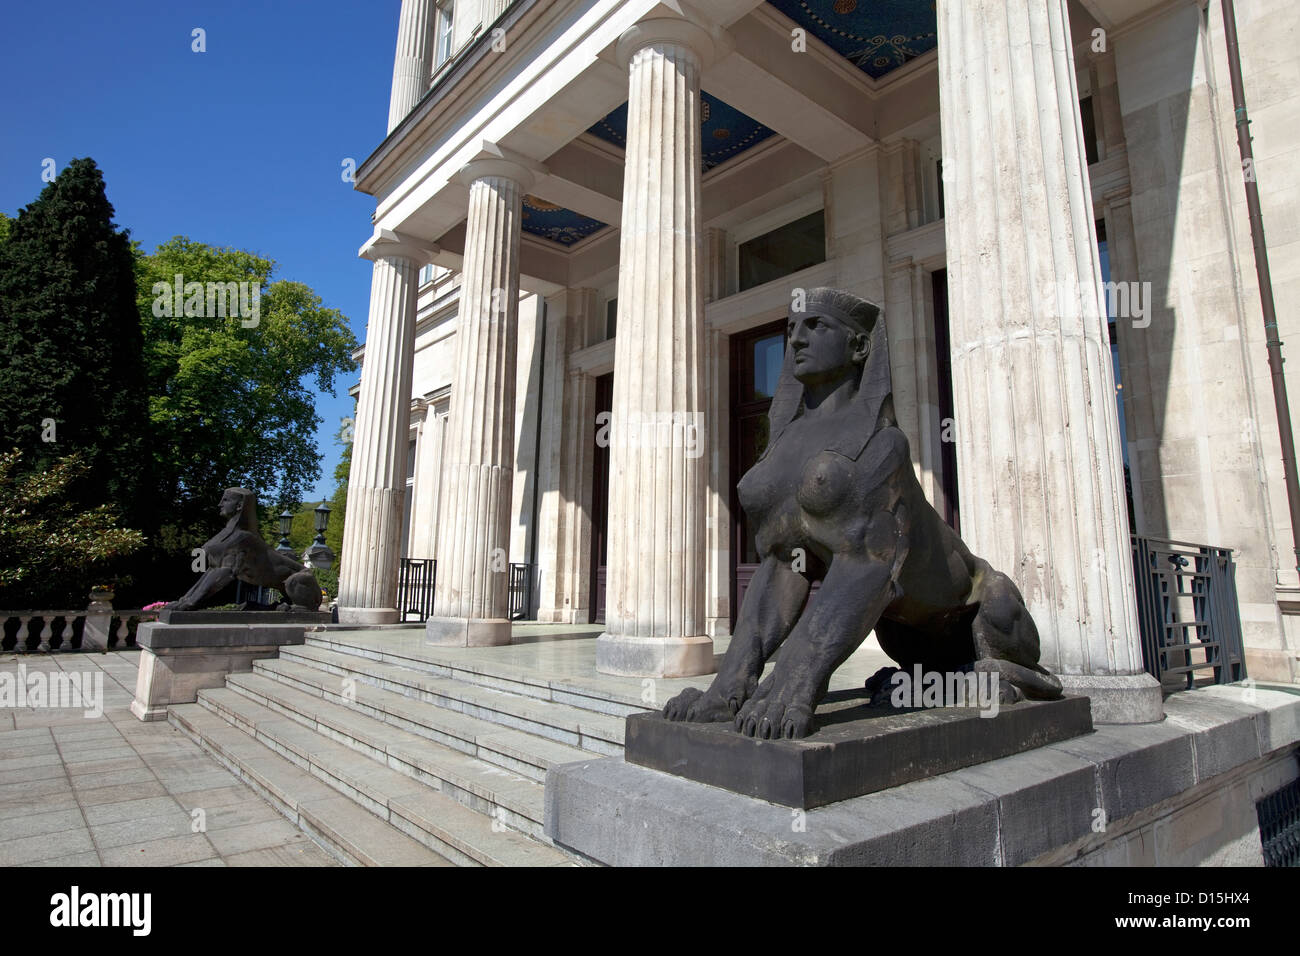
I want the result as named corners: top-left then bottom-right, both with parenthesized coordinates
top-left (276, 508), bottom-right (296, 557)
top-left (303, 500), bottom-right (335, 571)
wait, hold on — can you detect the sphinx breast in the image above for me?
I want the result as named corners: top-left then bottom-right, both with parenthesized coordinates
top-left (797, 451), bottom-right (856, 517)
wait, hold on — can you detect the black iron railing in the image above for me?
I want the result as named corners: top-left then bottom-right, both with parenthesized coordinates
top-left (509, 563), bottom-right (533, 621)
top-left (397, 558), bottom-right (436, 622)
top-left (1258, 777), bottom-right (1300, 867)
top-left (1130, 534), bottom-right (1246, 687)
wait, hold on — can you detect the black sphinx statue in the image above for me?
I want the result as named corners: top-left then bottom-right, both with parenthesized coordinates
top-left (167, 488), bottom-right (323, 612)
top-left (664, 287), bottom-right (1062, 739)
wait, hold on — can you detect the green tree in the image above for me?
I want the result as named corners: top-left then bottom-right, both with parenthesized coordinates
top-left (136, 237), bottom-right (357, 601)
top-left (0, 159), bottom-right (152, 535)
top-left (0, 449), bottom-right (145, 607)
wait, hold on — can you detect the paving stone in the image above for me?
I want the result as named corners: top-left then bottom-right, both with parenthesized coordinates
top-left (0, 789), bottom-right (79, 819)
top-left (71, 767), bottom-right (156, 791)
top-left (0, 806), bottom-right (85, 841)
top-left (24, 850), bottom-right (102, 866)
top-left (173, 785), bottom-right (263, 812)
top-left (0, 752), bottom-right (64, 772)
top-left (84, 795), bottom-right (183, 826)
top-left (0, 741), bottom-right (61, 758)
top-left (204, 819), bottom-right (315, 857)
top-left (72, 780), bottom-right (168, 806)
top-left (0, 775), bottom-right (72, 802)
top-left (64, 756), bottom-right (147, 777)
top-left (159, 769), bottom-right (240, 794)
top-left (0, 761), bottom-right (68, 784)
top-left (0, 826), bottom-right (95, 865)
top-left (223, 843), bottom-right (339, 867)
top-left (100, 833), bottom-right (217, 867)
top-left (91, 808), bottom-right (195, 849)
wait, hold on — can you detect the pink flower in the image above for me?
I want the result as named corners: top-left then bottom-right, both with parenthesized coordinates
top-left (142, 601), bottom-right (168, 611)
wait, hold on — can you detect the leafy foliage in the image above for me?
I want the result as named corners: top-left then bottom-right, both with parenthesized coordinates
top-left (137, 237), bottom-right (357, 520)
top-left (0, 159), bottom-right (152, 532)
top-left (0, 449), bottom-right (145, 606)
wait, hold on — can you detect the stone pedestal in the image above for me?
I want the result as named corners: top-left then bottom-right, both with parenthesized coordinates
top-left (336, 232), bottom-right (427, 626)
top-left (427, 151), bottom-right (533, 647)
top-left (546, 684), bottom-right (1300, 866)
top-left (936, 0), bottom-right (1160, 722)
top-left (130, 617), bottom-right (322, 721)
top-left (596, 17), bottom-right (719, 678)
top-left (81, 593), bottom-right (114, 653)
top-left (626, 697), bottom-right (1092, 809)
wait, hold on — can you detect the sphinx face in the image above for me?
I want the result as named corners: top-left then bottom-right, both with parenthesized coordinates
top-left (787, 312), bottom-right (867, 388)
top-left (219, 490), bottom-right (241, 518)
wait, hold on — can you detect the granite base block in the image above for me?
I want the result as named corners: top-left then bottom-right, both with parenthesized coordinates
top-left (130, 621), bottom-right (312, 721)
top-left (625, 695), bottom-right (1093, 808)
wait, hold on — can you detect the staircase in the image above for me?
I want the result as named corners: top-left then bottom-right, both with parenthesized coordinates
top-left (167, 628), bottom-right (646, 867)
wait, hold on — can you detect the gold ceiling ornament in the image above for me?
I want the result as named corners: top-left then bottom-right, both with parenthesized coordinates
top-left (523, 195), bottom-right (562, 212)
top-left (834, 0), bottom-right (858, 14)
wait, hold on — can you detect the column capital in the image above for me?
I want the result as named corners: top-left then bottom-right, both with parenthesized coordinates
top-left (359, 228), bottom-right (439, 263)
top-left (615, 13), bottom-right (730, 72)
top-left (456, 142), bottom-right (546, 193)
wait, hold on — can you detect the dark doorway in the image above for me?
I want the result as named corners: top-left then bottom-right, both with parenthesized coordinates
top-left (932, 269), bottom-right (960, 533)
top-left (730, 319), bottom-right (787, 629)
top-left (590, 373), bottom-right (613, 625)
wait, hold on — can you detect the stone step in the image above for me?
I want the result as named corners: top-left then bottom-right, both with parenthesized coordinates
top-left (281, 642), bottom-right (626, 754)
top-left (250, 656), bottom-right (592, 782)
top-left (167, 703), bottom-right (454, 867)
top-left (188, 687), bottom-right (575, 866)
top-left (304, 631), bottom-right (650, 719)
top-left (203, 677), bottom-right (556, 843)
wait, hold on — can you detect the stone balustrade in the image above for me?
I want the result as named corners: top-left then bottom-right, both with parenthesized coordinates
top-left (1, 608), bottom-right (158, 653)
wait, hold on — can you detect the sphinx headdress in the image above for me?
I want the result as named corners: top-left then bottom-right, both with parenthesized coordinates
top-left (763, 287), bottom-right (894, 462)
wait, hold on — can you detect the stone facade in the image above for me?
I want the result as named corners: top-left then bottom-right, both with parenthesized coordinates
top-left (341, 0), bottom-right (1300, 692)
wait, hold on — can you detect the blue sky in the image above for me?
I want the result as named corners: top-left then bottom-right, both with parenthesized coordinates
top-left (0, 0), bottom-right (401, 502)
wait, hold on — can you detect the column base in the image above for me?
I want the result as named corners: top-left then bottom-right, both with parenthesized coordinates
top-left (1057, 673), bottom-right (1164, 724)
top-left (595, 633), bottom-right (715, 678)
top-left (426, 616), bottom-right (513, 647)
top-left (336, 607), bottom-right (400, 626)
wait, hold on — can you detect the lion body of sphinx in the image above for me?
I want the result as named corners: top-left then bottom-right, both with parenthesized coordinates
top-left (168, 488), bottom-right (322, 612)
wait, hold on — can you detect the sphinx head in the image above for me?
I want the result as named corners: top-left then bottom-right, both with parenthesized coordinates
top-left (218, 488), bottom-right (260, 531)
top-left (787, 288), bottom-right (880, 390)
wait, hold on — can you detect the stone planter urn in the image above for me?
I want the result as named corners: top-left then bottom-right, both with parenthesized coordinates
top-left (84, 588), bottom-right (115, 652)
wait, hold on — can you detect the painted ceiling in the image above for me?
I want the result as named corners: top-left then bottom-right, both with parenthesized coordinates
top-left (586, 91), bottom-right (778, 173)
top-left (519, 194), bottom-right (608, 247)
top-left (766, 0), bottom-right (938, 79)
top-left (527, 92), bottom-right (780, 247)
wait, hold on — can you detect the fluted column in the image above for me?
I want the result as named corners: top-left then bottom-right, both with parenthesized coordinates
top-left (338, 232), bottom-right (428, 624)
top-left (426, 154), bottom-right (534, 646)
top-left (937, 0), bottom-right (1160, 721)
top-left (595, 17), bottom-right (720, 678)
top-left (388, 0), bottom-right (435, 134)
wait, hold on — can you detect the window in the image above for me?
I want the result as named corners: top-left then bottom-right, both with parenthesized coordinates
top-left (419, 263), bottom-right (435, 286)
top-left (402, 437), bottom-right (417, 557)
top-left (1096, 219), bottom-right (1136, 529)
top-left (1080, 97), bottom-right (1100, 166)
top-left (605, 297), bottom-right (617, 340)
top-left (434, 1), bottom-right (455, 72)
top-left (737, 210), bottom-right (826, 293)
